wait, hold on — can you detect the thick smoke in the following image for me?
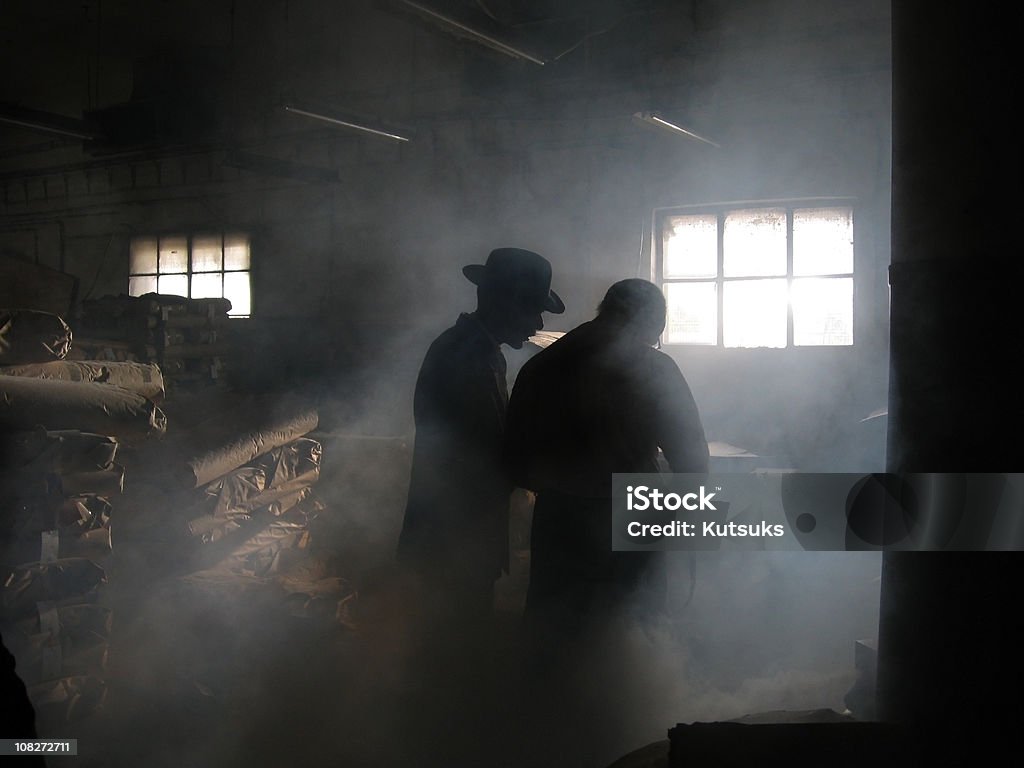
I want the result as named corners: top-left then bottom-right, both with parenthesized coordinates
top-left (4, 2), bottom-right (889, 766)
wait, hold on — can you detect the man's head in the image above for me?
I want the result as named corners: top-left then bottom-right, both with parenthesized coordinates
top-left (597, 278), bottom-right (667, 346)
top-left (464, 248), bottom-right (564, 348)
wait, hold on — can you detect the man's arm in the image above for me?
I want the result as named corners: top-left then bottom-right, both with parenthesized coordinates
top-left (503, 355), bottom-right (540, 491)
top-left (650, 353), bottom-right (709, 475)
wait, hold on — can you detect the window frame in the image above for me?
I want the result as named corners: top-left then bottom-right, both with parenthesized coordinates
top-left (127, 232), bottom-right (253, 318)
top-left (653, 198), bottom-right (856, 348)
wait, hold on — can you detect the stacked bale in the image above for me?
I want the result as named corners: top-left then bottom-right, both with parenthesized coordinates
top-left (74, 293), bottom-right (232, 392)
top-left (0, 561), bottom-right (110, 725)
top-left (1, 308), bottom-right (73, 366)
top-left (1, 307), bottom-right (167, 728)
top-left (0, 460), bottom-right (114, 727)
top-left (122, 405), bottom-right (320, 562)
top-left (0, 360), bottom-right (165, 403)
top-left (120, 400), bottom-right (355, 625)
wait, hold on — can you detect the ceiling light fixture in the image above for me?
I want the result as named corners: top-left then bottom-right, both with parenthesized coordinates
top-left (0, 104), bottom-right (95, 140)
top-left (399, 0), bottom-right (547, 66)
top-left (282, 105), bottom-right (411, 143)
top-left (634, 111), bottom-right (720, 148)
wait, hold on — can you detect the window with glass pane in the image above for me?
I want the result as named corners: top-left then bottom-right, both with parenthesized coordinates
top-left (659, 203), bottom-right (854, 347)
top-left (128, 233), bottom-right (252, 317)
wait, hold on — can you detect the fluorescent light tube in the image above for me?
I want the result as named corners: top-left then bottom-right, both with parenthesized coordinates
top-left (634, 111), bottom-right (720, 148)
top-left (283, 105), bottom-right (411, 143)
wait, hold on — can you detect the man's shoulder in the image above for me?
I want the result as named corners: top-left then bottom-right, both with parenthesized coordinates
top-left (418, 316), bottom-right (500, 391)
top-left (630, 345), bottom-right (687, 384)
top-left (425, 315), bottom-right (486, 356)
top-left (514, 323), bottom-right (584, 382)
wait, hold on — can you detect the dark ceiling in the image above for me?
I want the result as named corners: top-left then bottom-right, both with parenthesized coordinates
top-left (0, 0), bottom-right (693, 162)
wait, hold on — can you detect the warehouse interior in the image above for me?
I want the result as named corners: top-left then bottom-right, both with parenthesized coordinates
top-left (1, 1), bottom-right (1021, 767)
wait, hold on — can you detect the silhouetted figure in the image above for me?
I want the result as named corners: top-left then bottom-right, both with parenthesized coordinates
top-left (394, 248), bottom-right (564, 768)
top-left (397, 248), bottom-right (564, 640)
top-left (505, 278), bottom-right (709, 654)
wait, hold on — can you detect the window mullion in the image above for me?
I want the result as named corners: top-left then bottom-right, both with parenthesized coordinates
top-left (786, 208), bottom-right (794, 347)
top-left (220, 232), bottom-right (226, 297)
top-left (654, 214), bottom-right (664, 285)
top-left (717, 212), bottom-right (724, 346)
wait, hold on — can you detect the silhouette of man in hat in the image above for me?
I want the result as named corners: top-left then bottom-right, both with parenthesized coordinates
top-left (397, 248), bottom-right (564, 635)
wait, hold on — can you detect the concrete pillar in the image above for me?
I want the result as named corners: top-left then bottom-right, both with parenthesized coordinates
top-left (880, 0), bottom-right (1024, 732)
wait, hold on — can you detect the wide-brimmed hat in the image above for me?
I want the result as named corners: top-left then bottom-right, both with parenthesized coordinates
top-left (463, 248), bottom-right (565, 314)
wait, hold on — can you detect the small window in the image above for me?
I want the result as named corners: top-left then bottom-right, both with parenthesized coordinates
top-left (129, 233), bottom-right (252, 317)
top-left (658, 203), bottom-right (854, 347)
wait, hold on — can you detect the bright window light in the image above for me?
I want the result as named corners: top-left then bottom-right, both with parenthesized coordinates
top-left (793, 277), bottom-right (853, 346)
top-left (129, 233), bottom-right (252, 317)
top-left (724, 208), bottom-right (787, 277)
top-left (658, 203), bottom-right (854, 347)
top-left (664, 281), bottom-right (717, 344)
top-left (664, 214), bottom-right (718, 279)
top-left (724, 279), bottom-right (788, 348)
top-left (793, 207), bottom-right (853, 276)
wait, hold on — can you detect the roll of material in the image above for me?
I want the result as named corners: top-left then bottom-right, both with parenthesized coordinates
top-left (59, 524), bottom-right (113, 561)
top-left (53, 496), bottom-right (113, 531)
top-left (1, 494), bottom-right (111, 547)
top-left (11, 603), bottom-right (112, 640)
top-left (2, 525), bottom-right (113, 566)
top-left (185, 487), bottom-right (310, 543)
top-left (1, 559), bottom-right (107, 620)
top-left (56, 464), bottom-right (125, 497)
top-left (0, 376), bottom-right (167, 438)
top-left (27, 674), bottom-right (107, 723)
top-left (0, 309), bottom-right (72, 365)
top-left (3, 602), bottom-right (112, 686)
top-left (195, 466), bottom-right (266, 518)
top-left (0, 360), bottom-right (166, 403)
top-left (187, 509), bottom-right (251, 544)
top-left (176, 407), bottom-right (318, 489)
top-left (0, 430), bottom-right (118, 475)
top-left (190, 437), bottom-right (321, 515)
top-left (256, 438), bottom-right (322, 490)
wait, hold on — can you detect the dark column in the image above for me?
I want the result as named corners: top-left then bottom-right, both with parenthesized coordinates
top-left (880, 0), bottom-right (1024, 736)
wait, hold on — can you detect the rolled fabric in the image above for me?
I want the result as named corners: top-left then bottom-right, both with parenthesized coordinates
top-left (1, 559), bottom-right (107, 620)
top-left (14, 636), bottom-right (109, 686)
top-left (0, 360), bottom-right (165, 403)
top-left (0, 376), bottom-right (167, 438)
top-left (59, 525), bottom-right (113, 560)
top-left (251, 485), bottom-right (311, 518)
top-left (255, 438), bottom-right (322, 489)
top-left (0, 309), bottom-right (72, 365)
top-left (27, 674), bottom-right (107, 723)
top-left (3, 603), bottom-right (112, 686)
top-left (176, 407), bottom-right (318, 489)
top-left (0, 526), bottom-right (112, 565)
top-left (186, 509), bottom-right (251, 544)
top-left (217, 517), bottom-right (310, 577)
top-left (51, 496), bottom-right (113, 531)
top-left (55, 465), bottom-right (125, 497)
top-left (190, 438), bottom-right (321, 516)
top-left (11, 604), bottom-right (112, 641)
top-left (193, 466), bottom-right (266, 518)
top-left (1, 495), bottom-right (111, 545)
top-left (14, 431), bottom-right (119, 474)
top-left (160, 342), bottom-right (232, 359)
top-left (163, 314), bottom-right (227, 330)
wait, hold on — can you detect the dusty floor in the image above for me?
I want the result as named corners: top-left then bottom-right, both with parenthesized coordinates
top-left (30, 413), bottom-right (880, 768)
